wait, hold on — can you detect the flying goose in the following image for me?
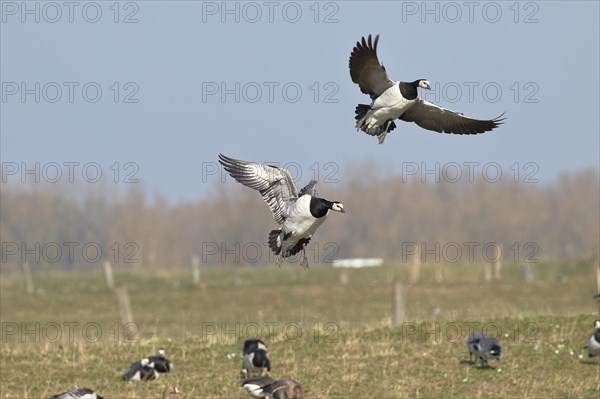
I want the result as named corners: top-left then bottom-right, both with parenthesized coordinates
top-left (51, 388), bottom-right (103, 399)
top-left (349, 34), bottom-right (505, 144)
top-left (584, 319), bottom-right (600, 357)
top-left (241, 339), bottom-right (271, 379)
top-left (241, 376), bottom-right (304, 399)
top-left (467, 333), bottom-right (502, 368)
top-left (148, 348), bottom-right (174, 373)
top-left (122, 358), bottom-right (159, 381)
top-left (219, 154), bottom-right (345, 268)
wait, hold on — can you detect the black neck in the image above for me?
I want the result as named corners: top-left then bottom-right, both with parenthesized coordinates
top-left (309, 197), bottom-right (332, 218)
top-left (399, 81), bottom-right (419, 100)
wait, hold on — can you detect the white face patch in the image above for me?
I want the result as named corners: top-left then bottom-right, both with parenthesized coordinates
top-left (420, 80), bottom-right (431, 89)
top-left (332, 203), bottom-right (345, 212)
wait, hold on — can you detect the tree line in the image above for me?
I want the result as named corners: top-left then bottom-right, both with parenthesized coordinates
top-left (1, 165), bottom-right (598, 272)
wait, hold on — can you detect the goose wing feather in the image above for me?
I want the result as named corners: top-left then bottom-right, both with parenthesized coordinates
top-left (399, 99), bottom-right (505, 135)
top-left (349, 34), bottom-right (395, 99)
top-left (219, 154), bottom-right (299, 225)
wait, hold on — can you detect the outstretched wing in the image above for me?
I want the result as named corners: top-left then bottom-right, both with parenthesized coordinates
top-left (298, 180), bottom-right (318, 197)
top-left (218, 154), bottom-right (299, 225)
top-left (399, 99), bottom-right (505, 135)
top-left (349, 34), bottom-right (395, 99)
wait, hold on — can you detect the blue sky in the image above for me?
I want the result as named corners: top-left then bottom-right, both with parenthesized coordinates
top-left (1, 1), bottom-right (599, 203)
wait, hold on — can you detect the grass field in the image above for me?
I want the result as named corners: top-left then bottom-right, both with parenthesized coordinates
top-left (1, 260), bottom-right (599, 398)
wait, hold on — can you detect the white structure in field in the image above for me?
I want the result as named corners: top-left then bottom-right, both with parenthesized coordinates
top-left (333, 258), bottom-right (383, 268)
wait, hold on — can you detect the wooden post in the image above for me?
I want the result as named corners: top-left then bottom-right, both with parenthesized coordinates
top-left (434, 264), bottom-right (443, 283)
top-left (522, 262), bottom-right (536, 282)
top-left (596, 264), bottom-right (600, 315)
top-left (20, 261), bottom-right (34, 295)
top-left (410, 245), bottom-right (421, 284)
top-left (492, 244), bottom-right (502, 280)
top-left (596, 264), bottom-right (600, 295)
top-left (484, 263), bottom-right (493, 282)
top-left (339, 270), bottom-right (349, 286)
top-left (102, 261), bottom-right (115, 290)
top-left (191, 255), bottom-right (201, 286)
top-left (393, 280), bottom-right (405, 326)
top-left (115, 286), bottom-right (134, 326)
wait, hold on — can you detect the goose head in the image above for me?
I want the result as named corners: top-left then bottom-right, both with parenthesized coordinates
top-left (331, 202), bottom-right (346, 213)
top-left (417, 79), bottom-right (431, 90)
top-left (594, 319), bottom-right (600, 330)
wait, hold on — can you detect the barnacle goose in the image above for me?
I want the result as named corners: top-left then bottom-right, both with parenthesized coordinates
top-left (241, 376), bottom-right (304, 399)
top-left (51, 388), bottom-right (103, 399)
top-left (219, 154), bottom-right (345, 268)
top-left (584, 319), bottom-right (600, 357)
top-left (467, 332), bottom-right (502, 368)
top-left (349, 34), bottom-right (505, 144)
top-left (147, 348), bottom-right (174, 373)
top-left (122, 358), bottom-right (159, 381)
top-left (241, 376), bottom-right (276, 398)
top-left (241, 339), bottom-right (271, 379)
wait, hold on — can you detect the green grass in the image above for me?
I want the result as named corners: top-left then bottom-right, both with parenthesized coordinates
top-left (1, 261), bottom-right (599, 398)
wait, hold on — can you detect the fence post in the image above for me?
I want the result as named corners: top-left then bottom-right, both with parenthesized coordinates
top-left (393, 280), bottom-right (405, 326)
top-left (192, 255), bottom-right (201, 286)
top-left (20, 260), bottom-right (34, 295)
top-left (102, 261), bottom-right (115, 290)
top-left (492, 244), bottom-right (503, 280)
top-left (522, 262), bottom-right (536, 282)
top-left (410, 245), bottom-right (421, 284)
top-left (115, 285), bottom-right (134, 326)
top-left (339, 270), bottom-right (349, 286)
top-left (434, 264), bottom-right (443, 283)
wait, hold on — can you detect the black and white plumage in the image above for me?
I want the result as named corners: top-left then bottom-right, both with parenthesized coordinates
top-left (122, 358), bottom-right (159, 381)
top-left (147, 348), bottom-right (174, 373)
top-left (467, 333), bottom-right (502, 368)
top-left (219, 154), bottom-right (345, 268)
top-left (349, 34), bottom-right (505, 144)
top-left (241, 376), bottom-right (276, 398)
top-left (584, 319), bottom-right (600, 357)
top-left (241, 376), bottom-right (304, 399)
top-left (241, 339), bottom-right (271, 379)
top-left (51, 388), bottom-right (104, 399)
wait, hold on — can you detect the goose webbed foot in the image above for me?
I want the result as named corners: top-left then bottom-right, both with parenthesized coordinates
top-left (300, 249), bottom-right (310, 270)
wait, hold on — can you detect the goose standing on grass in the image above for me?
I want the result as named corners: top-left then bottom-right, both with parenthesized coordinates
top-left (122, 358), bottom-right (159, 381)
top-left (584, 319), bottom-right (600, 357)
top-left (148, 348), bottom-right (174, 373)
top-left (349, 34), bottom-right (505, 144)
top-left (51, 388), bottom-right (103, 399)
top-left (219, 154), bottom-right (345, 268)
top-left (241, 339), bottom-right (271, 379)
top-left (466, 333), bottom-right (502, 368)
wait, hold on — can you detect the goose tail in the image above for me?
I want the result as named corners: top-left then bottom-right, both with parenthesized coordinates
top-left (354, 104), bottom-right (396, 144)
top-left (268, 230), bottom-right (282, 255)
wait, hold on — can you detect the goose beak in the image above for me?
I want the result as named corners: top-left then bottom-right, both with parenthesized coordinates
top-left (340, 208), bottom-right (346, 213)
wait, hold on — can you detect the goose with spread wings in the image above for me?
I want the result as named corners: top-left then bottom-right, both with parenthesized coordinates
top-left (219, 154), bottom-right (345, 268)
top-left (349, 34), bottom-right (505, 144)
